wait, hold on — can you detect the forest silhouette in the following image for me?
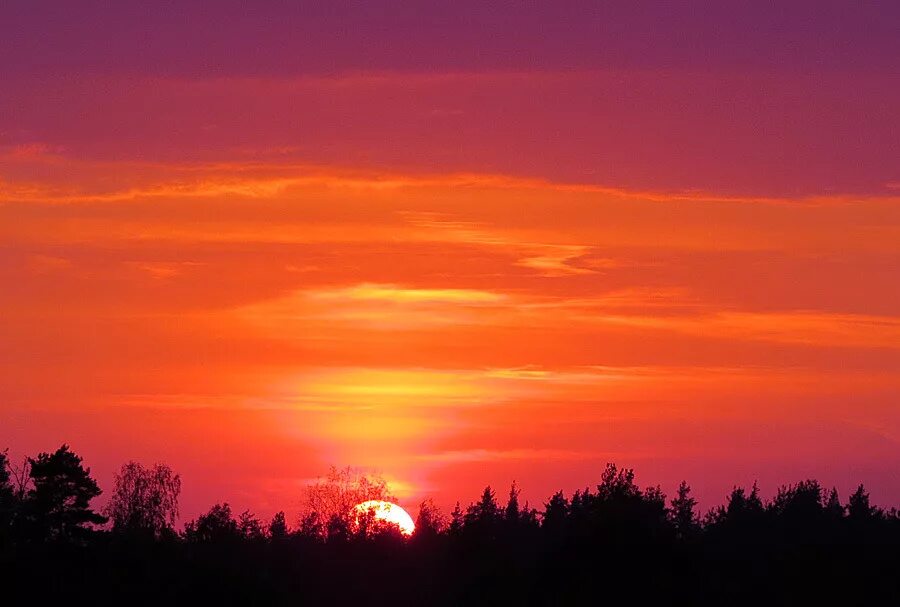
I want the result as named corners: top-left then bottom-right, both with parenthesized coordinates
top-left (2, 445), bottom-right (898, 605)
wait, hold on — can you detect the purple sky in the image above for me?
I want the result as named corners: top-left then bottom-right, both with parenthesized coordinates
top-left (3, 1), bottom-right (898, 76)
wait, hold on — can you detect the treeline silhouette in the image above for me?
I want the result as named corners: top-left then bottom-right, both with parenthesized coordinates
top-left (2, 445), bottom-right (898, 605)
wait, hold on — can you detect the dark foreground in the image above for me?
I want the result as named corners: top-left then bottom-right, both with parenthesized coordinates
top-left (2, 449), bottom-right (898, 605)
top-left (5, 524), bottom-right (900, 606)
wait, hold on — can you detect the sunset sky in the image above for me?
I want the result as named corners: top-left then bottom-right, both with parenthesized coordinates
top-left (1, 2), bottom-right (899, 520)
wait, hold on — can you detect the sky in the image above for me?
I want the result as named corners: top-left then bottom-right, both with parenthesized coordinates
top-left (1, 1), bottom-right (899, 522)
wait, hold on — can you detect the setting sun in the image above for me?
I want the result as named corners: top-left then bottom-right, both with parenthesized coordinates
top-left (352, 500), bottom-right (416, 537)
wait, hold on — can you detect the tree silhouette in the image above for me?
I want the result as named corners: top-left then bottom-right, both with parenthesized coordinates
top-left (0, 451), bottom-right (12, 502)
top-left (597, 463), bottom-right (640, 501)
top-left (824, 487), bottom-right (845, 520)
top-left (238, 510), bottom-right (265, 541)
top-left (542, 490), bottom-right (568, 536)
top-left (183, 503), bottom-right (240, 543)
top-left (448, 501), bottom-right (464, 536)
top-left (414, 497), bottom-right (446, 538)
top-left (105, 461), bottom-right (181, 539)
top-left (769, 480), bottom-right (825, 520)
top-left (848, 484), bottom-right (880, 522)
top-left (6, 454), bottom-right (30, 501)
top-left (579, 463), bottom-right (670, 542)
top-left (464, 486), bottom-right (501, 537)
top-left (518, 500), bottom-right (540, 528)
top-left (504, 481), bottom-right (520, 523)
top-left (543, 490), bottom-right (567, 520)
top-left (468, 486), bottom-right (500, 521)
top-left (268, 511), bottom-right (289, 540)
top-left (0, 450), bottom-right (15, 544)
top-left (3, 450), bottom-right (899, 605)
top-left (670, 480), bottom-right (699, 538)
top-left (24, 445), bottom-right (105, 542)
top-left (296, 510), bottom-right (324, 540)
top-left (301, 466), bottom-right (394, 540)
top-left (708, 482), bottom-right (765, 527)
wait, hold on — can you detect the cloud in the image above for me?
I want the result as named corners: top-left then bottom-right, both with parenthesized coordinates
top-left (591, 310), bottom-right (900, 349)
top-left (234, 283), bottom-right (512, 332)
top-left (415, 448), bottom-right (609, 464)
top-left (311, 283), bottom-right (505, 305)
top-left (514, 245), bottom-right (595, 277)
top-left (4, 151), bottom-right (899, 207)
top-left (124, 261), bottom-right (207, 280)
top-left (26, 254), bottom-right (72, 274)
top-left (231, 279), bottom-right (900, 351)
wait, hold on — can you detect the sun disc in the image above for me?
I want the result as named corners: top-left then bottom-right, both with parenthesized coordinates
top-left (352, 500), bottom-right (416, 536)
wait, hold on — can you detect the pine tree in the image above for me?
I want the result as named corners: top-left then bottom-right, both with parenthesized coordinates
top-left (669, 481), bottom-right (698, 538)
top-left (449, 502), bottom-right (464, 536)
top-left (25, 445), bottom-right (106, 542)
top-left (269, 511), bottom-right (289, 540)
top-left (505, 481), bottom-right (520, 523)
top-left (847, 484), bottom-right (880, 522)
top-left (415, 498), bottom-right (445, 537)
top-left (825, 488), bottom-right (844, 520)
top-left (542, 490), bottom-right (569, 531)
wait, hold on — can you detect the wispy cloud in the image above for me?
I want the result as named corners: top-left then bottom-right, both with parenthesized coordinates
top-left (415, 448), bottom-right (612, 464)
top-left (310, 283), bottom-right (505, 305)
top-left (232, 281), bottom-right (900, 349)
top-left (4, 151), bottom-right (899, 207)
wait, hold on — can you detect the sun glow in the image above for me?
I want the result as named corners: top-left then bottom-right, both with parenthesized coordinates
top-left (353, 500), bottom-right (416, 536)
